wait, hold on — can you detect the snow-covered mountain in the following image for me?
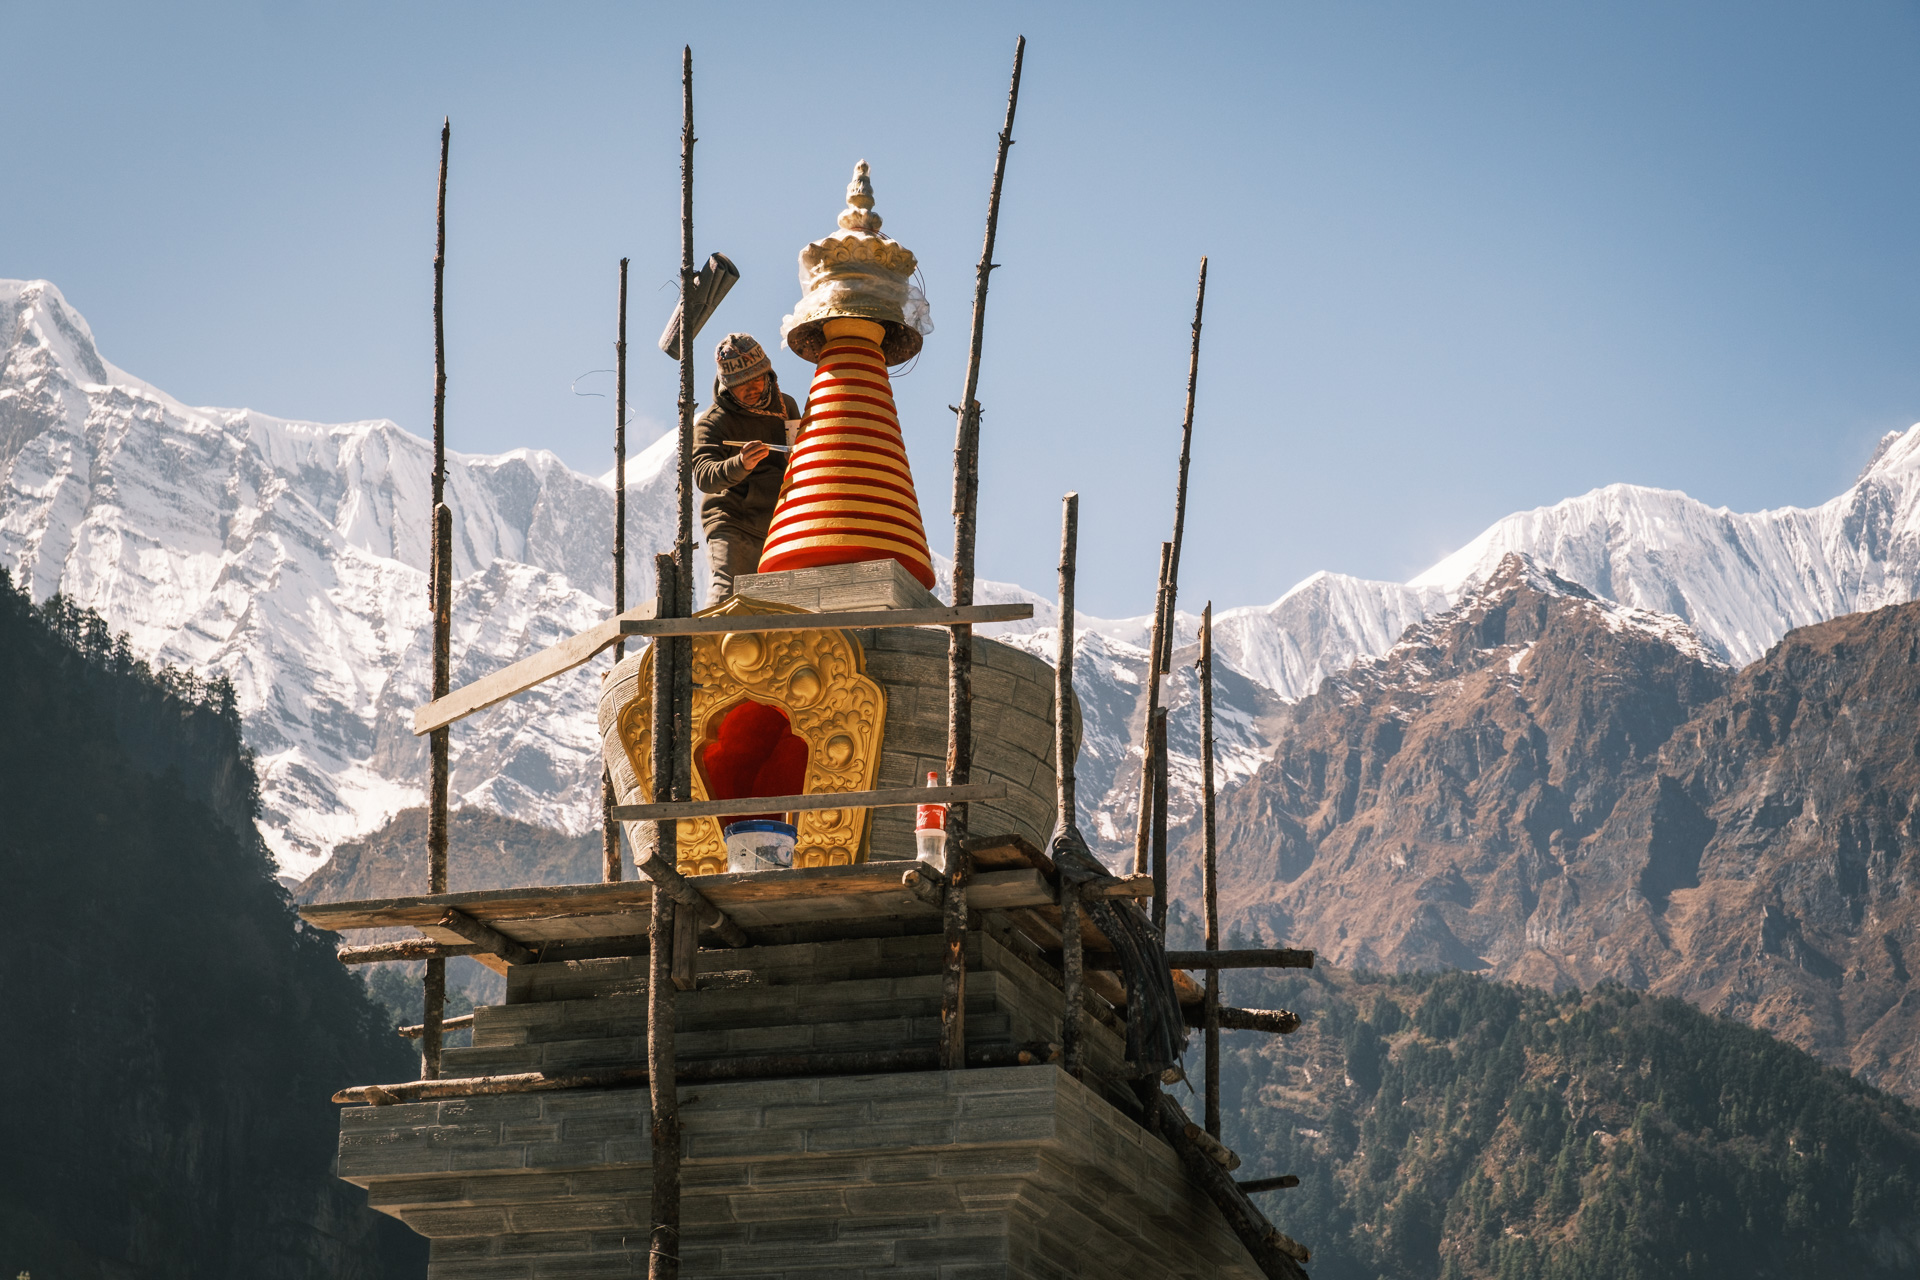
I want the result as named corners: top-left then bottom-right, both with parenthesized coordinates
top-left (10, 276), bottom-right (1920, 876)
top-left (1409, 431), bottom-right (1920, 666)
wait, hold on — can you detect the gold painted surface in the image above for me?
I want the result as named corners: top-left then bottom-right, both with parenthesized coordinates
top-left (616, 595), bottom-right (886, 876)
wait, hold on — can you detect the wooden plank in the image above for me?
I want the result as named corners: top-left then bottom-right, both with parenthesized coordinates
top-left (297, 862), bottom-right (1053, 941)
top-left (617, 602), bottom-right (1030, 637)
top-left (411, 603), bottom-right (657, 735)
top-left (610, 781), bottom-right (1005, 823)
top-left (967, 833), bottom-right (1051, 874)
top-left (336, 939), bottom-right (486, 964)
top-left (300, 880), bottom-right (657, 933)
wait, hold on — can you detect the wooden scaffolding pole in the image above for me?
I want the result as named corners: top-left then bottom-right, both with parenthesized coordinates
top-left (1159, 257), bottom-right (1208, 673)
top-left (599, 257), bottom-right (629, 886)
top-left (603, 257), bottom-right (630, 883)
top-left (942, 34), bottom-right (1025, 1072)
top-left (1199, 602), bottom-right (1221, 1137)
top-left (1133, 541), bottom-right (1172, 877)
top-left (1054, 493), bottom-right (1084, 1079)
top-left (422, 116), bottom-right (452, 1081)
top-left (1150, 705), bottom-right (1170, 933)
top-left (645, 45), bottom-right (698, 1279)
top-left (646, 554), bottom-right (680, 1277)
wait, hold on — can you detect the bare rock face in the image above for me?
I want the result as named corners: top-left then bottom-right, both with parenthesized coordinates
top-left (1178, 552), bottom-right (1730, 971)
top-left (1183, 551), bottom-right (1920, 1102)
top-left (1624, 601), bottom-right (1920, 1100)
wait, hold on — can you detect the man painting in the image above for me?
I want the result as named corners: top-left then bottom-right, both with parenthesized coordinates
top-left (690, 333), bottom-right (801, 602)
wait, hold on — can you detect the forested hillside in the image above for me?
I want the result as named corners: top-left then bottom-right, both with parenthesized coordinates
top-left (0, 573), bottom-right (423, 1278)
top-left (1216, 963), bottom-right (1920, 1279)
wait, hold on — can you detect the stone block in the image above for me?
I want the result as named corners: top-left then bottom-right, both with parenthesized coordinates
top-left (734, 560), bottom-right (940, 613)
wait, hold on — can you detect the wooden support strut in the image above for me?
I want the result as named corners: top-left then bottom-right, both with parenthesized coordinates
top-left (434, 909), bottom-right (535, 967)
top-left (1142, 1087), bottom-right (1312, 1279)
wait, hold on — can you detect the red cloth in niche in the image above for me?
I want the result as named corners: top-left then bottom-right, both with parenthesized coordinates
top-left (698, 700), bottom-right (809, 825)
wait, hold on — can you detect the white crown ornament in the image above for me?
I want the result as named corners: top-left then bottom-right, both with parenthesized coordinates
top-left (780, 160), bottom-right (933, 365)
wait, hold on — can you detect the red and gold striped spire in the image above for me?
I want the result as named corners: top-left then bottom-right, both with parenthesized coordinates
top-left (761, 162), bottom-right (936, 588)
top-left (758, 317), bottom-right (935, 587)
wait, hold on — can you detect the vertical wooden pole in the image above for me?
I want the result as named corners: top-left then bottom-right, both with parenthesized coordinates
top-left (647, 888), bottom-right (681, 1278)
top-left (1198, 603), bottom-right (1221, 1138)
top-left (650, 51), bottom-right (696, 1271)
top-left (646, 553), bottom-right (679, 1279)
top-left (942, 35), bottom-right (1025, 1072)
top-left (671, 48), bottom-right (695, 824)
top-left (676, 49), bottom-right (696, 619)
top-left (1133, 541), bottom-right (1172, 876)
top-left (615, 256), bottom-right (630, 654)
top-left (422, 116), bottom-right (452, 1081)
top-left (1150, 706), bottom-right (1169, 934)
top-left (1055, 492), bottom-right (1084, 1080)
top-left (603, 257), bottom-right (630, 884)
top-left (1159, 258), bottom-right (1208, 673)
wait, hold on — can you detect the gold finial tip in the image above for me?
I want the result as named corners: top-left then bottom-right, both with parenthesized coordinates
top-left (839, 161), bottom-right (881, 231)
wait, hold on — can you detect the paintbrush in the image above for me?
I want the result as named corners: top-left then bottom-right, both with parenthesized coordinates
top-left (723, 440), bottom-right (793, 454)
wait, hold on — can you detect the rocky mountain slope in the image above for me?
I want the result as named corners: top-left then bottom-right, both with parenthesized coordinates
top-left (1178, 552), bottom-right (1920, 1103)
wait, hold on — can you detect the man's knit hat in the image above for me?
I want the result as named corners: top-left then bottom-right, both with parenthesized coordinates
top-left (715, 333), bottom-right (773, 388)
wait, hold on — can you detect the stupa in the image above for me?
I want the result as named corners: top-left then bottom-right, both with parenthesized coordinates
top-left (758, 162), bottom-right (938, 588)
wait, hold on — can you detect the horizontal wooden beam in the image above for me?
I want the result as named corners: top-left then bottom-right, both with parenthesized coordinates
top-left (1086, 873), bottom-right (1155, 899)
top-left (1164, 949), bottom-right (1315, 971)
top-left (611, 781), bottom-right (1006, 823)
top-left (397, 1014), bottom-right (474, 1039)
top-left (412, 604), bottom-right (657, 735)
top-left (1080, 948), bottom-right (1315, 973)
top-left (1182, 1005), bottom-right (1301, 1035)
top-left (336, 939), bottom-right (487, 964)
top-left (334, 1041), bottom-right (1057, 1105)
top-left (617, 602), bottom-right (1031, 637)
top-left (1236, 1175), bottom-right (1301, 1194)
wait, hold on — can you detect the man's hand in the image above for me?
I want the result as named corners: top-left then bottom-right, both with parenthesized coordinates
top-left (738, 440), bottom-right (772, 470)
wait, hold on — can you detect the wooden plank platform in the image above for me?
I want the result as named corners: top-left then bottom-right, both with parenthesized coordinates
top-left (298, 835), bottom-right (1233, 1011)
top-left (297, 858), bottom-right (1054, 942)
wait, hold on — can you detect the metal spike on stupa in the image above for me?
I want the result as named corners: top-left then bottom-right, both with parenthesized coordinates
top-left (760, 161), bottom-right (939, 588)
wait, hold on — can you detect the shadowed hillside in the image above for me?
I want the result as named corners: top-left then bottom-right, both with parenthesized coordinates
top-left (1215, 965), bottom-right (1920, 1279)
top-left (0, 574), bottom-right (424, 1278)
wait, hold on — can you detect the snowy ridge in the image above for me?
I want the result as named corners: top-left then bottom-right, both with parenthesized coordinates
top-left (8, 277), bottom-right (1918, 875)
top-left (1411, 433), bottom-right (1920, 666)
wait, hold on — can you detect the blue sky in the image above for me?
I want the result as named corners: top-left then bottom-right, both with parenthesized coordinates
top-left (6, 1), bottom-right (1919, 617)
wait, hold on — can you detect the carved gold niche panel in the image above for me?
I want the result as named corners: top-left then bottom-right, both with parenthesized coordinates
top-left (617, 596), bottom-right (886, 876)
